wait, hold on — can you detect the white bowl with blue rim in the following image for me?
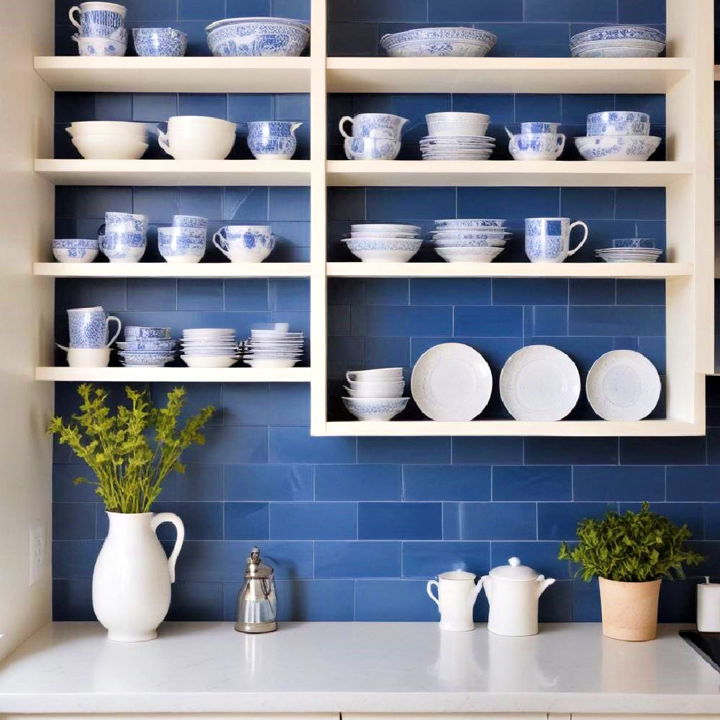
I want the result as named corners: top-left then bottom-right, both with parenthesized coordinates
top-left (586, 111), bottom-right (651, 137)
top-left (343, 237), bottom-right (422, 263)
top-left (380, 27), bottom-right (496, 57)
top-left (342, 396), bottom-right (409, 422)
top-left (247, 120), bottom-right (302, 160)
top-left (570, 26), bottom-right (665, 58)
top-left (52, 238), bottom-right (99, 263)
top-left (570, 25), bottom-right (665, 48)
top-left (132, 27), bottom-right (187, 56)
top-left (72, 34), bottom-right (126, 56)
top-left (158, 227), bottom-right (207, 264)
top-left (575, 135), bottom-right (661, 161)
top-left (206, 17), bottom-right (309, 57)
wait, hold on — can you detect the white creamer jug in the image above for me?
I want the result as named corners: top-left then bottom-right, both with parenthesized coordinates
top-left (427, 569), bottom-right (483, 632)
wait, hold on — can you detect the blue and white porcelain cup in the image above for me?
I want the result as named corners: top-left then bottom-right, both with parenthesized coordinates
top-left (247, 121), bottom-right (302, 160)
top-left (173, 215), bottom-right (208, 230)
top-left (525, 217), bottom-right (589, 263)
top-left (52, 237), bottom-right (99, 263)
top-left (213, 225), bottom-right (275, 263)
top-left (69, 2), bottom-right (127, 38)
top-left (99, 230), bottom-right (147, 263)
top-left (508, 131), bottom-right (565, 161)
top-left (104, 211), bottom-right (148, 235)
top-left (586, 111), bottom-right (651, 137)
top-left (339, 113), bottom-right (408, 140)
top-left (63, 306), bottom-right (122, 349)
top-left (158, 227), bottom-right (207, 264)
top-left (132, 27), bottom-right (187, 57)
top-left (521, 122), bottom-right (560, 135)
top-left (344, 136), bottom-right (401, 160)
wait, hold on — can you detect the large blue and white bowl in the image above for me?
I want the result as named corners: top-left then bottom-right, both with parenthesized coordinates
top-left (575, 135), bottom-right (661, 162)
top-left (570, 25), bottom-right (665, 49)
top-left (52, 238), bottom-right (99, 263)
top-left (586, 111), bottom-right (650, 137)
top-left (344, 237), bottom-right (422, 263)
top-left (380, 27), bottom-right (496, 57)
top-left (132, 27), bottom-right (187, 56)
top-left (206, 17), bottom-right (309, 57)
top-left (342, 396), bottom-right (409, 422)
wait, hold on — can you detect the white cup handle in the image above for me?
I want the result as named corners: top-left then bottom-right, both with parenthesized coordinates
top-left (151, 512), bottom-right (185, 584)
top-left (213, 229), bottom-right (230, 259)
top-left (345, 371), bottom-right (359, 383)
top-left (504, 126), bottom-right (515, 140)
top-left (157, 130), bottom-right (173, 158)
top-left (68, 5), bottom-right (82, 29)
top-left (56, 342), bottom-right (70, 352)
top-left (106, 316), bottom-right (122, 347)
top-left (567, 220), bottom-right (589, 257)
top-left (426, 579), bottom-right (440, 607)
top-left (555, 133), bottom-right (566, 157)
top-left (291, 122), bottom-right (303, 134)
top-left (339, 115), bottom-right (354, 139)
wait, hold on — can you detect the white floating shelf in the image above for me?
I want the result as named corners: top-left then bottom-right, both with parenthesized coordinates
top-left (327, 57), bottom-right (692, 94)
top-left (327, 262), bottom-right (691, 279)
top-left (325, 161), bottom-right (691, 188)
top-left (322, 420), bottom-right (703, 437)
top-left (34, 159), bottom-right (311, 186)
top-left (36, 367), bottom-right (312, 383)
top-left (34, 262), bottom-right (311, 278)
top-left (34, 56), bottom-right (311, 93)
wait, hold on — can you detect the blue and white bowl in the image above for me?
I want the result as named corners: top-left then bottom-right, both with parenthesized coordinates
top-left (586, 111), bottom-right (651, 137)
top-left (125, 326), bottom-right (171, 339)
top-left (343, 237), bottom-right (422, 263)
top-left (344, 136), bottom-right (401, 160)
top-left (521, 122), bottom-right (559, 135)
top-left (247, 121), bottom-right (302, 160)
top-left (509, 132), bottom-right (565, 161)
top-left (119, 351), bottom-right (175, 367)
top-left (570, 25), bottom-right (665, 48)
top-left (158, 227), bottom-right (207, 264)
top-left (105, 211), bottom-right (149, 235)
top-left (73, 34), bottom-right (127, 56)
top-left (435, 218), bottom-right (507, 230)
top-left (173, 215), bottom-right (208, 229)
top-left (380, 27), bottom-right (496, 57)
top-left (342, 396), bottom-right (409, 422)
top-left (206, 17), bottom-right (309, 57)
top-left (117, 339), bottom-right (176, 351)
top-left (132, 27), bottom-right (187, 56)
top-left (99, 231), bottom-right (147, 263)
top-left (52, 238), bottom-right (99, 263)
top-left (612, 238), bottom-right (656, 249)
top-left (575, 135), bottom-right (661, 161)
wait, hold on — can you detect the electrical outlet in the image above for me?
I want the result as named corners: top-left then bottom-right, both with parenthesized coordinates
top-left (29, 524), bottom-right (45, 586)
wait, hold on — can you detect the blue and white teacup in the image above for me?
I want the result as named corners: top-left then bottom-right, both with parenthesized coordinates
top-left (247, 121), bottom-right (302, 160)
top-left (213, 225), bottom-right (275, 263)
top-left (173, 215), bottom-right (208, 230)
top-left (586, 111), bottom-right (651, 137)
top-left (612, 238), bottom-right (656, 249)
top-left (62, 306), bottom-right (122, 349)
top-left (69, 2), bottom-right (127, 39)
top-left (99, 231), bottom-right (147, 263)
top-left (158, 227), bottom-right (207, 264)
top-left (344, 136), bottom-right (401, 160)
top-left (525, 217), bottom-right (589, 263)
top-left (125, 326), bottom-right (171, 339)
top-left (339, 113), bottom-right (408, 140)
top-left (104, 211), bottom-right (148, 235)
top-left (521, 122), bottom-right (560, 135)
top-left (132, 27), bottom-right (187, 57)
top-left (72, 34), bottom-right (127, 56)
top-left (52, 237), bottom-right (99, 263)
top-left (508, 130), bottom-right (565, 161)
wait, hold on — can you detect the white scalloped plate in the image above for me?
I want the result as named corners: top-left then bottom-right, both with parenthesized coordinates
top-left (500, 345), bottom-right (581, 421)
top-left (586, 349), bottom-right (661, 421)
top-left (411, 343), bottom-right (492, 421)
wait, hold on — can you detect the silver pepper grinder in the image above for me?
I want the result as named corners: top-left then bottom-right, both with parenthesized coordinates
top-left (235, 546), bottom-right (277, 633)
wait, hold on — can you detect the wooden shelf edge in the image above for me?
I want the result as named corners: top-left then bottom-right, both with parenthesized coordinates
top-left (35, 367), bottom-right (312, 383)
top-left (34, 262), bottom-right (312, 278)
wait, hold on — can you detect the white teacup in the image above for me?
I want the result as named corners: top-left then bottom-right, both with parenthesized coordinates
top-left (345, 379), bottom-right (405, 398)
top-left (64, 347), bottom-right (111, 368)
top-left (158, 115), bottom-right (237, 160)
top-left (346, 367), bottom-right (403, 382)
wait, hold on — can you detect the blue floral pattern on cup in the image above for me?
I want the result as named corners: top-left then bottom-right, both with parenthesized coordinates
top-left (521, 122), bottom-right (559, 134)
top-left (66, 306), bottom-right (121, 349)
top-left (69, 3), bottom-right (126, 38)
top-left (247, 121), bottom-right (302, 159)
top-left (52, 238), bottom-right (99, 262)
top-left (339, 113), bottom-right (408, 140)
top-left (525, 217), bottom-right (589, 263)
top-left (206, 20), bottom-right (309, 57)
top-left (344, 137), bottom-right (401, 160)
top-left (173, 215), bottom-right (208, 229)
top-left (158, 227), bottom-right (207, 263)
top-left (105, 211), bottom-right (148, 234)
top-left (125, 326), bottom-right (171, 339)
top-left (99, 231), bottom-right (147, 262)
top-left (132, 27), bottom-right (187, 56)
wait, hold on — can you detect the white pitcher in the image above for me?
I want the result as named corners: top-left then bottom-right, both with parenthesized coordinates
top-left (427, 569), bottom-right (483, 632)
top-left (93, 511), bottom-right (184, 642)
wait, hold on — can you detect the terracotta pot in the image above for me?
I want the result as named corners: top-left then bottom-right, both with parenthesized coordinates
top-left (598, 576), bottom-right (661, 642)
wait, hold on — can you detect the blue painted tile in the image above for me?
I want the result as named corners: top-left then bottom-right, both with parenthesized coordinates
top-left (315, 541), bottom-right (401, 577)
top-left (493, 466), bottom-right (571, 501)
top-left (178, 187), bottom-right (222, 219)
top-left (225, 502), bottom-right (270, 540)
top-left (403, 465), bottom-right (491, 501)
top-left (454, 306), bottom-right (524, 337)
top-left (167, 582), bottom-right (223, 621)
top-left (315, 464), bottom-right (402, 500)
top-left (658, 578), bottom-right (698, 623)
top-left (560, 94), bottom-right (616, 124)
top-left (95, 93), bottom-right (132, 120)
top-left (269, 187), bottom-right (310, 222)
top-left (616, 280), bottom-right (665, 305)
top-left (704, 505), bottom-right (720, 540)
top-left (270, 502), bottom-right (357, 540)
top-left (452, 94), bottom-right (515, 122)
top-left (616, 95), bottom-right (666, 125)
top-left (560, 188), bottom-right (615, 219)
top-left (53, 579), bottom-right (94, 620)
top-left (223, 278), bottom-right (270, 310)
top-left (615, 187), bottom-right (666, 220)
top-left (223, 187), bottom-right (269, 221)
top-left (176, 279), bottom-right (224, 311)
top-left (363, 279), bottom-right (409, 306)
top-left (329, 0), bottom-right (427, 21)
top-left (621, 438), bottom-right (707, 466)
top-left (410, 278), bottom-right (490, 306)
top-left (148, 501), bottom-right (222, 541)
top-left (52, 503), bottom-right (96, 540)
top-left (402, 541), bottom-right (490, 578)
top-left (428, 0), bottom-right (522, 21)
top-left (179, 0), bottom-right (224, 20)
top-left (525, 0), bottom-right (617, 21)
top-left (53, 540), bottom-right (102, 578)
top-left (443, 503), bottom-right (460, 540)
top-left (269, 427), bottom-right (356, 464)
top-left (358, 437), bottom-right (450, 464)
top-left (225, 0), bottom-right (270, 15)
top-left (574, 466), bottom-right (666, 501)
top-left (493, 278), bottom-right (568, 305)
top-left (366, 187), bottom-right (455, 221)
top-left (457, 187), bottom-right (560, 218)
top-left (226, 94), bottom-right (274, 123)
top-left (569, 305), bottom-right (664, 336)
top-left (667, 466), bottom-right (720, 501)
top-left (460, 503), bottom-right (536, 540)
top-left (354, 580), bottom-right (436, 620)
top-left (538, 502), bottom-right (616, 540)
top-left (491, 541), bottom-right (573, 578)
top-left (573, 577), bottom-right (601, 621)
top-left (274, 579), bottom-right (355, 620)
top-left (619, 502), bottom-right (704, 539)
top-left (618, 0), bottom-right (665, 24)
top-left (184, 425), bottom-right (268, 464)
top-left (358, 306), bottom-right (452, 336)
top-left (569, 279), bottom-right (615, 305)
top-left (151, 382), bottom-right (223, 427)
top-left (55, 93), bottom-right (95, 122)
top-left (132, 187), bottom-right (179, 221)
top-left (170, 464), bottom-right (224, 501)
top-left (514, 94), bottom-right (562, 124)
top-left (132, 93), bottom-right (177, 122)
top-left (359, 502), bottom-right (442, 540)
top-left (56, 278), bottom-right (127, 311)
top-left (478, 22), bottom-right (570, 58)
top-left (53, 463), bottom-right (98, 502)
top-left (224, 464), bottom-right (313, 501)
top-left (265, 384), bottom-right (310, 427)
top-left (365, 337), bottom-right (411, 368)
top-left (177, 94), bottom-right (227, 119)
top-left (126, 279), bottom-right (176, 311)
top-left (452, 437), bottom-right (524, 465)
top-left (525, 437), bottom-right (618, 464)
top-left (533, 306), bottom-right (568, 336)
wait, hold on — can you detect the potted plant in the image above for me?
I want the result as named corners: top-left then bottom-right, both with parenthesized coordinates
top-left (558, 503), bottom-right (703, 641)
top-left (49, 384), bottom-right (214, 642)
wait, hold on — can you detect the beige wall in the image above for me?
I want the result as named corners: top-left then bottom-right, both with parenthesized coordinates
top-left (0, 0), bottom-right (55, 661)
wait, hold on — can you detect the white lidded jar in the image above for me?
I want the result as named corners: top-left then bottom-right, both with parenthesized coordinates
top-left (480, 557), bottom-right (555, 637)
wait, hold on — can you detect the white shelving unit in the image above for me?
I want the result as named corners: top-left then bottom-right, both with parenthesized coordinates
top-left (32, 0), bottom-right (715, 438)
top-left (35, 367), bottom-right (311, 383)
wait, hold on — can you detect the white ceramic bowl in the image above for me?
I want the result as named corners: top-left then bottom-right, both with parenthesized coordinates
top-left (433, 237), bottom-right (507, 248)
top-left (244, 358), bottom-right (299, 368)
top-left (350, 224), bottom-right (421, 234)
top-left (345, 379), bottom-right (405, 398)
top-left (72, 135), bottom-right (148, 159)
top-left (68, 121), bottom-right (147, 138)
top-left (575, 135), bottom-right (661, 161)
top-left (426, 112), bottom-right (490, 137)
top-left (74, 35), bottom-right (127, 56)
top-left (344, 237), bottom-right (422, 263)
top-left (435, 218), bottom-right (506, 229)
top-left (435, 246), bottom-right (504, 263)
top-left (342, 396), bottom-right (409, 422)
top-left (346, 367), bottom-right (403, 382)
top-left (182, 355), bottom-right (237, 368)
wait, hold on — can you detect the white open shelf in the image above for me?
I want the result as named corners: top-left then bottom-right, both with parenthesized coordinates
top-left (34, 56), bottom-right (311, 92)
top-left (34, 160), bottom-right (311, 186)
top-left (34, 262), bottom-right (311, 278)
top-left (35, 367), bottom-right (311, 383)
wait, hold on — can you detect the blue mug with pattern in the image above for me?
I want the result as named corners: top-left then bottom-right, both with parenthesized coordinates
top-left (60, 306), bottom-right (122, 350)
top-left (525, 217), bottom-right (589, 263)
top-left (339, 113), bottom-right (408, 140)
top-left (247, 121), bottom-right (302, 160)
top-left (69, 2), bottom-right (127, 38)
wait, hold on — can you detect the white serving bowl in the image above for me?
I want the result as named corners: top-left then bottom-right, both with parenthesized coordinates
top-left (68, 121), bottom-right (147, 138)
top-left (182, 355), bottom-right (237, 368)
top-left (348, 233), bottom-right (419, 241)
top-left (206, 18), bottom-right (309, 57)
top-left (346, 367), bottom-right (403, 382)
top-left (575, 135), bottom-right (661, 161)
top-left (345, 379), bottom-right (405, 398)
top-left (425, 112), bottom-right (490, 137)
top-left (342, 396), bottom-right (409, 422)
top-left (344, 237), bottom-right (422, 263)
top-left (435, 246), bottom-right (504, 263)
top-left (71, 135), bottom-right (148, 159)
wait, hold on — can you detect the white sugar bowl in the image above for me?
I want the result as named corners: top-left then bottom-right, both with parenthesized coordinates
top-left (480, 557), bottom-right (555, 637)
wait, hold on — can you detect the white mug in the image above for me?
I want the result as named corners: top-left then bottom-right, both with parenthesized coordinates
top-left (158, 115), bottom-right (237, 160)
top-left (62, 347), bottom-right (111, 368)
top-left (525, 217), bottom-right (589, 263)
top-left (427, 570), bottom-right (483, 632)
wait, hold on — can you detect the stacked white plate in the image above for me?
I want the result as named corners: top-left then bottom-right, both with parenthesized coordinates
top-left (595, 247), bottom-right (662, 263)
top-left (431, 218), bottom-right (509, 263)
top-left (343, 224), bottom-right (423, 263)
top-left (180, 328), bottom-right (239, 368)
top-left (420, 134), bottom-right (495, 161)
top-left (243, 323), bottom-right (304, 368)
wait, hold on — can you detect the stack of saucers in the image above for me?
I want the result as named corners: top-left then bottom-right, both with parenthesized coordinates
top-left (180, 328), bottom-right (239, 368)
top-left (595, 238), bottom-right (662, 264)
top-left (242, 323), bottom-right (304, 368)
top-left (343, 224), bottom-right (423, 263)
top-left (431, 218), bottom-right (509, 263)
top-left (117, 326), bottom-right (176, 367)
top-left (420, 134), bottom-right (495, 161)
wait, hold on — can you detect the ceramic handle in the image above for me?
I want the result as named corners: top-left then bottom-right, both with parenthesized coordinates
top-left (291, 122), bottom-right (303, 133)
top-left (504, 126), bottom-right (515, 140)
top-left (480, 574), bottom-right (491, 603)
top-left (212, 229), bottom-right (230, 258)
top-left (157, 130), bottom-right (173, 158)
top-left (68, 5), bottom-right (82, 29)
top-left (105, 316), bottom-right (122, 347)
top-left (567, 220), bottom-right (589, 257)
top-left (56, 342), bottom-right (70, 352)
top-left (554, 134), bottom-right (566, 157)
top-left (339, 115), bottom-right (354, 139)
top-left (151, 512), bottom-right (185, 584)
top-left (426, 579), bottom-right (440, 607)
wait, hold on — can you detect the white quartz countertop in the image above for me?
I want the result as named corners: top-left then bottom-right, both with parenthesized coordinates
top-left (0, 622), bottom-right (718, 715)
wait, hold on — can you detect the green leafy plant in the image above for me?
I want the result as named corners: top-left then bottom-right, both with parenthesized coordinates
top-left (48, 384), bottom-right (214, 514)
top-left (558, 503), bottom-right (704, 582)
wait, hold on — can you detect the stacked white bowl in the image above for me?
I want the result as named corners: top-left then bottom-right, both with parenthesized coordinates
top-left (66, 121), bottom-right (148, 159)
top-left (421, 112), bottom-right (494, 161)
top-left (595, 238), bottom-right (662, 264)
top-left (575, 111), bottom-right (661, 162)
top-left (242, 323), bottom-right (304, 368)
top-left (343, 223), bottom-right (423, 263)
top-left (570, 25), bottom-right (665, 58)
top-left (431, 218), bottom-right (509, 263)
top-left (180, 328), bottom-right (239, 368)
top-left (342, 368), bottom-right (409, 422)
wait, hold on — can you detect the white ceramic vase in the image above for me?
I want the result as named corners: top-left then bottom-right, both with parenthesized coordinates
top-left (93, 511), bottom-right (184, 642)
